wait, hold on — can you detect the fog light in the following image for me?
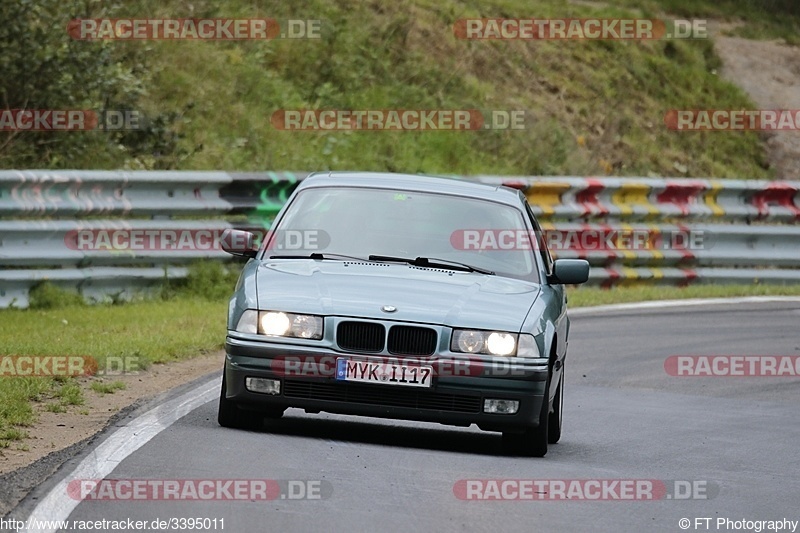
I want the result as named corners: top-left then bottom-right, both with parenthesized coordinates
top-left (483, 399), bottom-right (519, 414)
top-left (245, 377), bottom-right (281, 395)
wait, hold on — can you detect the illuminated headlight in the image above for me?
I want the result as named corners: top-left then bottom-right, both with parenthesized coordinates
top-left (234, 310), bottom-right (323, 340)
top-left (260, 311), bottom-right (323, 339)
top-left (487, 332), bottom-right (516, 355)
top-left (451, 330), bottom-right (518, 356)
top-left (261, 312), bottom-right (291, 336)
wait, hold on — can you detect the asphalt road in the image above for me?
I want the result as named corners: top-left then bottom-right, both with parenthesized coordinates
top-left (11, 299), bottom-right (800, 533)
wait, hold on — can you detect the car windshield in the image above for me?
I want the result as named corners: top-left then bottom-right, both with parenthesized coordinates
top-left (266, 186), bottom-right (539, 282)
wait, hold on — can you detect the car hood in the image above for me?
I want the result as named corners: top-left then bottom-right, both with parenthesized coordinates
top-left (255, 260), bottom-right (540, 331)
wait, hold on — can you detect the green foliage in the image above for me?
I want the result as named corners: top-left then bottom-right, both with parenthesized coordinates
top-left (0, 296), bottom-right (225, 435)
top-left (57, 381), bottom-right (85, 405)
top-left (2, 0), bottom-right (795, 174)
top-left (0, 376), bottom-right (56, 434)
top-left (0, 0), bottom-right (186, 168)
top-left (45, 403), bottom-right (67, 413)
top-left (28, 282), bottom-right (86, 310)
top-left (0, 297), bottom-right (227, 365)
top-left (178, 261), bottom-right (241, 301)
top-left (0, 428), bottom-right (27, 441)
top-left (128, 0), bottom-right (773, 178)
top-left (90, 380), bottom-right (126, 394)
top-left (619, 0), bottom-right (800, 44)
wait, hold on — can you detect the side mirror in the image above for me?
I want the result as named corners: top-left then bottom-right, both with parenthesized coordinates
top-left (549, 259), bottom-right (590, 285)
top-left (221, 229), bottom-right (257, 258)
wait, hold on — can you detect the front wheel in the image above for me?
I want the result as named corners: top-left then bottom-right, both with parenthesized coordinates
top-left (502, 376), bottom-right (550, 457)
top-left (217, 372), bottom-right (264, 430)
top-left (548, 365), bottom-right (564, 444)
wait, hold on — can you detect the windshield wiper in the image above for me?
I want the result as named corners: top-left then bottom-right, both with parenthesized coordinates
top-left (269, 253), bottom-right (370, 262)
top-left (368, 255), bottom-right (494, 275)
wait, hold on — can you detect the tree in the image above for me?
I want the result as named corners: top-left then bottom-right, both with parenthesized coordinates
top-left (0, 0), bottom-right (184, 169)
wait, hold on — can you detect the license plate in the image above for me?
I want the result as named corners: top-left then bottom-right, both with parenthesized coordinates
top-left (335, 358), bottom-right (433, 388)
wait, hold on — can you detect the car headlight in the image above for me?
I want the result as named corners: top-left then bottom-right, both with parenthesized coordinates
top-left (454, 330), bottom-right (485, 353)
top-left (261, 311), bottom-right (292, 336)
top-left (290, 314), bottom-right (323, 339)
top-left (260, 311), bottom-right (323, 339)
top-left (234, 310), bottom-right (323, 340)
top-left (451, 329), bottom-right (518, 356)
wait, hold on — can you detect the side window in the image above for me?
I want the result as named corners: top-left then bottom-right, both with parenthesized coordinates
top-left (526, 202), bottom-right (554, 275)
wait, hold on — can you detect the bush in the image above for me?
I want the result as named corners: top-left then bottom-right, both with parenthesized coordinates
top-left (180, 261), bottom-right (240, 301)
top-left (0, 0), bottom-right (186, 168)
top-left (28, 282), bottom-right (86, 310)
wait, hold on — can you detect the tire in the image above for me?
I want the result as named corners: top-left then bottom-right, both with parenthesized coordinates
top-left (502, 374), bottom-right (550, 457)
top-left (548, 364), bottom-right (564, 444)
top-left (217, 372), bottom-right (266, 430)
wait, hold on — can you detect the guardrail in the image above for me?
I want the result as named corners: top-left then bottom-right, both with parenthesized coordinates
top-left (1, 171), bottom-right (798, 307)
top-left (477, 176), bottom-right (800, 223)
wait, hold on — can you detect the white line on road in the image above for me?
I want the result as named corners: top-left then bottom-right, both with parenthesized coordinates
top-left (20, 377), bottom-right (219, 533)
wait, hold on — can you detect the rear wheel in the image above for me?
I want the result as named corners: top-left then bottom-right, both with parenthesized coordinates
top-left (218, 372), bottom-right (268, 429)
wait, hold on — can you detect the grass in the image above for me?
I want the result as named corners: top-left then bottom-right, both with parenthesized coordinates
top-left (57, 382), bottom-right (85, 406)
top-left (50, 0), bottom-right (775, 179)
top-left (0, 376), bottom-right (96, 447)
top-left (0, 296), bottom-right (225, 447)
top-left (616, 0), bottom-right (800, 45)
top-left (0, 428), bottom-right (28, 442)
top-left (45, 403), bottom-right (67, 413)
top-left (0, 298), bottom-right (227, 367)
top-left (90, 381), bottom-right (127, 395)
top-left (0, 265), bottom-right (229, 448)
top-left (567, 283), bottom-right (800, 307)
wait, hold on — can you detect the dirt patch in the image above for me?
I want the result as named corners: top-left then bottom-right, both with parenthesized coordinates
top-left (0, 352), bottom-right (223, 476)
top-left (713, 32), bottom-right (800, 179)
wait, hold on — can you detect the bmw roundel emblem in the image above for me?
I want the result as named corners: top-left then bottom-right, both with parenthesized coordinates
top-left (381, 305), bottom-right (397, 313)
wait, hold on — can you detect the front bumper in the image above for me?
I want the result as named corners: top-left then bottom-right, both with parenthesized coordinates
top-left (223, 335), bottom-right (550, 432)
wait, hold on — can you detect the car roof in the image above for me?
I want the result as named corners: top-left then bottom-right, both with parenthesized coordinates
top-left (296, 171), bottom-right (524, 206)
